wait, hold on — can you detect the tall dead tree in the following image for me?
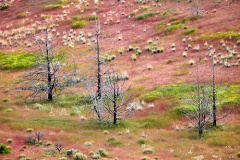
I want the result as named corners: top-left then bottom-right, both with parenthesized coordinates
top-left (103, 71), bottom-right (133, 124)
top-left (23, 24), bottom-right (79, 101)
top-left (85, 20), bottom-right (104, 121)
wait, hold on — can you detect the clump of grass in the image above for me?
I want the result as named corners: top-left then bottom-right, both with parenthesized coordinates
top-left (155, 23), bottom-right (164, 31)
top-left (5, 109), bottom-right (13, 113)
top-left (16, 12), bottom-right (28, 19)
top-left (135, 12), bottom-right (159, 20)
top-left (73, 152), bottom-right (87, 160)
top-left (108, 138), bottom-right (123, 146)
top-left (26, 128), bottom-right (34, 133)
top-left (199, 31), bottom-right (240, 40)
top-left (0, 52), bottom-right (37, 70)
top-left (71, 16), bottom-right (82, 21)
top-left (184, 28), bottom-right (198, 35)
top-left (166, 24), bottom-right (181, 32)
top-left (172, 16), bottom-right (199, 25)
top-left (97, 148), bottom-right (108, 157)
top-left (72, 20), bottom-right (88, 28)
top-left (174, 105), bottom-right (196, 116)
top-left (44, 4), bottom-right (62, 10)
top-left (137, 139), bottom-right (146, 145)
top-left (132, 54), bottom-right (137, 61)
top-left (6, 139), bottom-right (13, 144)
top-left (88, 15), bottom-right (99, 21)
top-left (0, 3), bottom-right (10, 10)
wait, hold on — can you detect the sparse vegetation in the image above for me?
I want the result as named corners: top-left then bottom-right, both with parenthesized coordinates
top-left (88, 15), bottom-right (99, 21)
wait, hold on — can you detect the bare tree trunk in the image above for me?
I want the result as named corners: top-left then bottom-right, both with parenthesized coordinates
top-left (212, 57), bottom-right (217, 126)
top-left (196, 0), bottom-right (199, 16)
top-left (45, 29), bottom-right (53, 101)
top-left (113, 81), bottom-right (117, 124)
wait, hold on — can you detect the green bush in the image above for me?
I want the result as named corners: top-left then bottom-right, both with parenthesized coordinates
top-left (135, 12), bottom-right (159, 20)
top-left (88, 15), bottom-right (99, 21)
top-left (72, 20), bottom-right (88, 28)
top-left (72, 152), bottom-right (87, 160)
top-left (44, 4), bottom-right (62, 10)
top-left (26, 128), bottom-right (34, 132)
top-left (0, 3), bottom-right (10, 10)
top-left (5, 108), bottom-right (12, 113)
top-left (0, 144), bottom-right (11, 154)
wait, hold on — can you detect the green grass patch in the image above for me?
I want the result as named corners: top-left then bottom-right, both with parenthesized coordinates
top-left (72, 20), bottom-right (88, 28)
top-left (44, 4), bottom-right (62, 10)
top-left (174, 105), bottom-right (196, 116)
top-left (184, 28), bottom-right (198, 35)
top-left (139, 84), bottom-right (195, 102)
top-left (88, 15), bottom-right (99, 21)
top-left (0, 52), bottom-right (37, 70)
top-left (137, 139), bottom-right (147, 145)
top-left (199, 31), bottom-right (240, 40)
top-left (155, 23), bottom-right (164, 31)
top-left (16, 12), bottom-right (28, 19)
top-left (135, 12), bottom-right (159, 20)
top-left (217, 84), bottom-right (240, 107)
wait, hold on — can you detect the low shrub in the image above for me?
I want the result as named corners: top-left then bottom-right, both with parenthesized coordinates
top-left (132, 54), bottom-right (137, 61)
top-left (72, 20), bottom-right (88, 28)
top-left (6, 139), bottom-right (13, 144)
top-left (0, 3), bottom-right (10, 10)
top-left (24, 135), bottom-right (37, 145)
top-left (0, 144), bottom-right (11, 154)
top-left (26, 128), bottom-right (34, 132)
top-left (98, 148), bottom-right (108, 157)
top-left (142, 147), bottom-right (153, 154)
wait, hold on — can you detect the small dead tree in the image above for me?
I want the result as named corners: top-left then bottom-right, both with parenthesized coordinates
top-left (55, 142), bottom-right (63, 153)
top-left (35, 131), bottom-right (44, 142)
top-left (103, 71), bottom-right (133, 124)
top-left (23, 24), bottom-right (79, 101)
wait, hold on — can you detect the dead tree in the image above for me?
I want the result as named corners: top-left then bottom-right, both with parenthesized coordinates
top-left (85, 20), bottom-right (104, 121)
top-left (103, 71), bottom-right (133, 124)
top-left (185, 66), bottom-right (212, 136)
top-left (23, 24), bottom-right (79, 101)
